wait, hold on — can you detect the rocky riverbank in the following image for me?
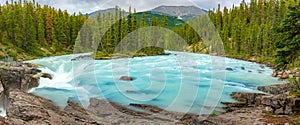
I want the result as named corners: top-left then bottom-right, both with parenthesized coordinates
top-left (0, 61), bottom-right (299, 124)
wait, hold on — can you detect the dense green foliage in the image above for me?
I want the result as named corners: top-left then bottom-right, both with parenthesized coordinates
top-left (273, 2), bottom-right (300, 70)
top-left (207, 0), bottom-right (299, 62)
top-left (0, 0), bottom-right (87, 60)
top-left (272, 2), bottom-right (300, 97)
top-left (75, 7), bottom-right (199, 57)
top-left (0, 0), bottom-right (299, 63)
top-left (136, 12), bottom-right (184, 28)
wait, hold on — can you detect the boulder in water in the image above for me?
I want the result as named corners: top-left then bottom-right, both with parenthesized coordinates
top-left (226, 68), bottom-right (233, 71)
top-left (126, 90), bottom-right (136, 93)
top-left (260, 65), bottom-right (265, 69)
top-left (71, 55), bottom-right (93, 61)
top-left (120, 76), bottom-right (134, 81)
top-left (40, 73), bottom-right (53, 80)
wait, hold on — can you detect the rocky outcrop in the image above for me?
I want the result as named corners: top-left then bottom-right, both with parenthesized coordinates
top-left (230, 92), bottom-right (266, 105)
top-left (7, 90), bottom-right (68, 124)
top-left (4, 92), bottom-right (208, 125)
top-left (0, 61), bottom-right (42, 116)
top-left (260, 94), bottom-right (300, 115)
top-left (0, 62), bottom-right (41, 92)
top-left (272, 68), bottom-right (300, 80)
top-left (7, 90), bottom-right (102, 125)
top-left (258, 84), bottom-right (292, 95)
top-left (224, 84), bottom-right (300, 115)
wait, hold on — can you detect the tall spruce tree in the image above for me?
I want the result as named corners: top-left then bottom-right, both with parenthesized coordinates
top-left (274, 2), bottom-right (300, 70)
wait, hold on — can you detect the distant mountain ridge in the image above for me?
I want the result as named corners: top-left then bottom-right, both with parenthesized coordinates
top-left (89, 5), bottom-right (208, 22)
top-left (149, 5), bottom-right (207, 21)
top-left (89, 7), bottom-right (129, 17)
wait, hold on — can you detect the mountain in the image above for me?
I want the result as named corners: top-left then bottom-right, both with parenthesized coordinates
top-left (89, 8), bottom-right (129, 17)
top-left (136, 12), bottom-right (185, 28)
top-left (149, 6), bottom-right (208, 21)
top-left (89, 5), bottom-right (207, 22)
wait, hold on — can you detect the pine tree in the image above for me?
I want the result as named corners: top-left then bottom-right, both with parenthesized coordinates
top-left (127, 6), bottom-right (132, 33)
top-left (132, 8), bottom-right (138, 31)
top-left (151, 16), bottom-right (158, 26)
top-left (140, 12), bottom-right (147, 27)
top-left (274, 2), bottom-right (300, 70)
top-left (161, 14), bottom-right (168, 27)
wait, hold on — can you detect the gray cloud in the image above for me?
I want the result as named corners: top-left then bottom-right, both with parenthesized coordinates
top-left (0, 0), bottom-right (250, 14)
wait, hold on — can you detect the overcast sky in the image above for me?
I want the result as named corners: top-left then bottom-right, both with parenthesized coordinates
top-left (0, 0), bottom-right (250, 14)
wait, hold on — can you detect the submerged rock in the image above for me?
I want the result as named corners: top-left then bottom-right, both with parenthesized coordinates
top-left (226, 68), bottom-right (233, 71)
top-left (34, 73), bottom-right (53, 80)
top-left (120, 76), bottom-right (134, 81)
top-left (71, 55), bottom-right (93, 61)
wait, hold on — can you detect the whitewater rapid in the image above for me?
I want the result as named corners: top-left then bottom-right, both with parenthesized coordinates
top-left (27, 51), bottom-right (283, 114)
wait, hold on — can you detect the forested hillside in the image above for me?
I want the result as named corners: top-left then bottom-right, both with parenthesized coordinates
top-left (207, 0), bottom-right (299, 63)
top-left (0, 1), bottom-right (87, 60)
top-left (0, 0), bottom-right (299, 64)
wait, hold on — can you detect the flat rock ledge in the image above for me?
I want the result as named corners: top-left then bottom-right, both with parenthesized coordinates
top-left (219, 83), bottom-right (300, 124)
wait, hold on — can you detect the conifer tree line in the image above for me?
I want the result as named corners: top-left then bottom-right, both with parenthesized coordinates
top-left (0, 0), bottom-right (87, 59)
top-left (75, 7), bottom-right (178, 57)
top-left (1, 0), bottom-right (298, 61)
top-left (273, 2), bottom-right (300, 70)
top-left (207, 0), bottom-right (299, 61)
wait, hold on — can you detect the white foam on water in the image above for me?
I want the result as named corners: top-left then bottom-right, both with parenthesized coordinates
top-left (0, 107), bottom-right (6, 117)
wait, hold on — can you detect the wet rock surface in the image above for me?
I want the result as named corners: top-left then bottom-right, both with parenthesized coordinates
top-left (120, 76), bottom-right (134, 81)
top-left (227, 89), bottom-right (300, 115)
top-left (71, 55), bottom-right (93, 61)
top-left (0, 62), bottom-right (41, 92)
top-left (225, 67), bottom-right (233, 71)
top-left (258, 84), bottom-right (292, 95)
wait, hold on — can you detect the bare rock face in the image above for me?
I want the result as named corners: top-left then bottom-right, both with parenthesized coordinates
top-left (0, 62), bottom-right (41, 92)
top-left (0, 62), bottom-right (42, 116)
top-left (258, 84), bottom-right (292, 95)
top-left (7, 90), bottom-right (65, 124)
top-left (261, 95), bottom-right (300, 115)
top-left (6, 90), bottom-right (103, 125)
top-left (228, 88), bottom-right (300, 115)
top-left (230, 92), bottom-right (266, 105)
